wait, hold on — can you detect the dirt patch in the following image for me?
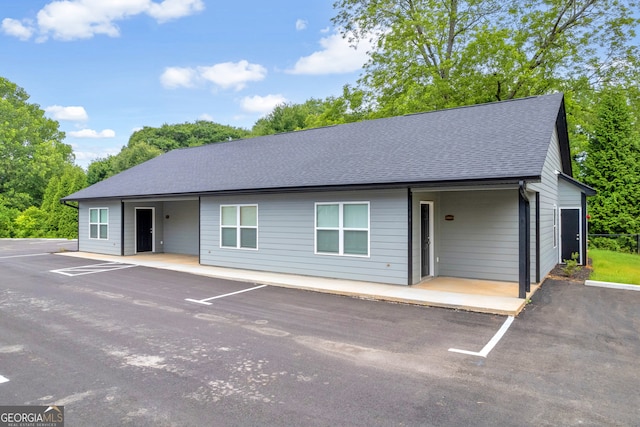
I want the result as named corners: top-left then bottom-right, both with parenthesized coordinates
top-left (548, 259), bottom-right (593, 283)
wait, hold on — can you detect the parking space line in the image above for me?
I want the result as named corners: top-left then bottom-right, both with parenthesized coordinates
top-left (186, 284), bottom-right (268, 305)
top-left (0, 253), bottom-right (49, 259)
top-left (0, 375), bottom-right (9, 384)
top-left (50, 262), bottom-right (137, 277)
top-left (449, 316), bottom-right (514, 358)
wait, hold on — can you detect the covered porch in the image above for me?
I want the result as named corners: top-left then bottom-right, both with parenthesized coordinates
top-left (60, 251), bottom-right (540, 316)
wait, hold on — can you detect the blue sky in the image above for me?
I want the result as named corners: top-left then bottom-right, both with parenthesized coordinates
top-left (1, 0), bottom-right (373, 168)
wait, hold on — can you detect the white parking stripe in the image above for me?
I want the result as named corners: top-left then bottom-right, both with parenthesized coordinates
top-left (0, 253), bottom-right (49, 259)
top-left (50, 262), bottom-right (137, 276)
top-left (0, 375), bottom-right (9, 384)
top-left (448, 316), bottom-right (514, 358)
top-left (186, 284), bottom-right (267, 305)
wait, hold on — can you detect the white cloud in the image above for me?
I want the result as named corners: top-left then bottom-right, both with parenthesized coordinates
top-left (295, 19), bottom-right (307, 31)
top-left (160, 66), bottom-right (197, 88)
top-left (241, 94), bottom-right (287, 114)
top-left (4, 0), bottom-right (204, 41)
top-left (68, 128), bottom-right (116, 138)
top-left (148, 0), bottom-right (204, 23)
top-left (72, 145), bottom-right (121, 166)
top-left (198, 113), bottom-right (214, 121)
top-left (1, 18), bottom-right (34, 41)
top-left (45, 105), bottom-right (89, 121)
top-left (160, 60), bottom-right (267, 91)
top-left (320, 26), bottom-right (330, 34)
top-left (198, 60), bottom-right (267, 91)
top-left (287, 31), bottom-right (374, 75)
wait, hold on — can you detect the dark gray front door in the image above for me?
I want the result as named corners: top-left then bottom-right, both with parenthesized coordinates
top-left (136, 209), bottom-right (153, 253)
top-left (561, 208), bottom-right (580, 262)
top-left (421, 204), bottom-right (431, 277)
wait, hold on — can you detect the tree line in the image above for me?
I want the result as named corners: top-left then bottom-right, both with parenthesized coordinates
top-left (1, 0), bottom-right (639, 241)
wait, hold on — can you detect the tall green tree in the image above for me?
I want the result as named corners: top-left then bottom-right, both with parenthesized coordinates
top-left (252, 100), bottom-right (324, 135)
top-left (87, 120), bottom-right (250, 184)
top-left (13, 165), bottom-right (87, 238)
top-left (128, 120), bottom-right (250, 151)
top-left (332, 0), bottom-right (640, 116)
top-left (0, 77), bottom-right (74, 211)
top-left (40, 165), bottom-right (87, 238)
top-left (583, 88), bottom-right (640, 234)
top-left (252, 93), bottom-right (370, 136)
top-left (86, 156), bottom-right (116, 186)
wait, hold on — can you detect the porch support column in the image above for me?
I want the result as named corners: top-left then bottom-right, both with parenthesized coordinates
top-left (535, 192), bottom-right (540, 283)
top-left (407, 188), bottom-right (413, 286)
top-left (120, 200), bottom-right (125, 256)
top-left (518, 182), bottom-right (531, 298)
top-left (581, 193), bottom-right (588, 265)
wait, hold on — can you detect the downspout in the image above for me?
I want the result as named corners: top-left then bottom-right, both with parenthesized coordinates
top-left (407, 188), bottom-right (413, 286)
top-left (61, 201), bottom-right (79, 248)
top-left (518, 181), bottom-right (531, 299)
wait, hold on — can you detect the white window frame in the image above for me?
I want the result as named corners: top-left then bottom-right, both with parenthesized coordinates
top-left (220, 204), bottom-right (258, 250)
top-left (315, 201), bottom-right (370, 258)
top-left (89, 207), bottom-right (109, 240)
top-left (553, 204), bottom-right (558, 248)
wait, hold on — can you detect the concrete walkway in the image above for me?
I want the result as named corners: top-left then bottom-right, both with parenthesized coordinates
top-left (57, 251), bottom-right (538, 316)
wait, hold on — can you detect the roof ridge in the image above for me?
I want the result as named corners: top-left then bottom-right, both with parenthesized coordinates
top-left (402, 93), bottom-right (562, 118)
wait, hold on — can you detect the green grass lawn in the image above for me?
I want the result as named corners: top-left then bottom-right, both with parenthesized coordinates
top-left (589, 249), bottom-right (640, 285)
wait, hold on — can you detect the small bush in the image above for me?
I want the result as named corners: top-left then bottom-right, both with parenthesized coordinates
top-left (563, 252), bottom-right (580, 277)
top-left (589, 235), bottom-right (639, 254)
top-left (590, 237), bottom-right (621, 252)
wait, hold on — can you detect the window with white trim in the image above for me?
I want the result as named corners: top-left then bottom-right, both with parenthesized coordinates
top-left (315, 202), bottom-right (369, 256)
top-left (553, 204), bottom-right (558, 248)
top-left (220, 205), bottom-right (258, 249)
top-left (89, 208), bottom-right (108, 240)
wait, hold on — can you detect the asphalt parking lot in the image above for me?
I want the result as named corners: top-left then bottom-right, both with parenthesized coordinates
top-left (1, 239), bottom-right (639, 426)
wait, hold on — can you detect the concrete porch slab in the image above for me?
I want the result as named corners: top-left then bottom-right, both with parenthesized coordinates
top-left (56, 252), bottom-right (538, 316)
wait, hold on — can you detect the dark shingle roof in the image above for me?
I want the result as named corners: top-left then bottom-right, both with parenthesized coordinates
top-left (64, 93), bottom-right (567, 201)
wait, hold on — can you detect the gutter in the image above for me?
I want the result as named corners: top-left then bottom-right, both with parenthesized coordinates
top-left (62, 175), bottom-right (543, 203)
top-left (61, 200), bottom-right (79, 210)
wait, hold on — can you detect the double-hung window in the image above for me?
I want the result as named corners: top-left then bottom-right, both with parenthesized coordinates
top-left (89, 208), bottom-right (109, 240)
top-left (316, 202), bottom-right (369, 256)
top-left (220, 205), bottom-right (258, 249)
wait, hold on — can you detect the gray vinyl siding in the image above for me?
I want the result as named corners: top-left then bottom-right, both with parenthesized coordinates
top-left (438, 190), bottom-right (520, 282)
top-left (528, 129), bottom-right (563, 278)
top-left (558, 179), bottom-right (582, 206)
top-left (78, 200), bottom-right (122, 255)
top-left (200, 189), bottom-right (409, 285)
top-left (163, 200), bottom-right (199, 255)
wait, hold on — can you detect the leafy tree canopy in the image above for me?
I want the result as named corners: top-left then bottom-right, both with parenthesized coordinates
top-left (0, 77), bottom-right (74, 211)
top-left (251, 91), bottom-right (370, 136)
top-left (87, 120), bottom-right (250, 184)
top-left (40, 165), bottom-right (88, 238)
top-left (332, 0), bottom-right (640, 116)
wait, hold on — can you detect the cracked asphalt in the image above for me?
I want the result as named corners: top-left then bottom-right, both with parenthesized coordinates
top-left (1, 239), bottom-right (639, 426)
